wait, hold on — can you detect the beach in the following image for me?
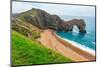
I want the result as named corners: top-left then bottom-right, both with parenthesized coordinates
top-left (38, 29), bottom-right (95, 62)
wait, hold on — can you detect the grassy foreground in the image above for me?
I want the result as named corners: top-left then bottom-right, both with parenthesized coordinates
top-left (12, 31), bottom-right (72, 65)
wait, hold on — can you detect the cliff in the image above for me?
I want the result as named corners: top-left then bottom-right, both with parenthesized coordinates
top-left (12, 8), bottom-right (86, 34)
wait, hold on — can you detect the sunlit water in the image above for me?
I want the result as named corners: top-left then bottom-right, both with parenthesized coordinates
top-left (56, 16), bottom-right (96, 54)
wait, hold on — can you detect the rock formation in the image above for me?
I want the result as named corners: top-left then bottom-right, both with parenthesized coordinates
top-left (62, 19), bottom-right (86, 33)
top-left (12, 8), bottom-right (86, 33)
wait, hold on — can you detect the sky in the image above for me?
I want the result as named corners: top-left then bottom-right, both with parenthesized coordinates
top-left (12, 1), bottom-right (95, 16)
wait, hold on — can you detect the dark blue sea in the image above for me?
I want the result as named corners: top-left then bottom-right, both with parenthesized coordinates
top-left (56, 16), bottom-right (96, 54)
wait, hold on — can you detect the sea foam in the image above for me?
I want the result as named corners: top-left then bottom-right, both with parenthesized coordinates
top-left (55, 33), bottom-right (95, 56)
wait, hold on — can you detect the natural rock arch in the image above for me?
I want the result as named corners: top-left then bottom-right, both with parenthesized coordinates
top-left (62, 19), bottom-right (86, 33)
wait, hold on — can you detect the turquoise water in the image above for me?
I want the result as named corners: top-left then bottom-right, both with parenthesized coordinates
top-left (56, 16), bottom-right (96, 51)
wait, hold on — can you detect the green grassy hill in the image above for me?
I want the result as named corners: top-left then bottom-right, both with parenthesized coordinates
top-left (12, 31), bottom-right (72, 66)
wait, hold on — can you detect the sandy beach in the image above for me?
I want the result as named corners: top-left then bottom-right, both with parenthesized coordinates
top-left (38, 29), bottom-right (95, 62)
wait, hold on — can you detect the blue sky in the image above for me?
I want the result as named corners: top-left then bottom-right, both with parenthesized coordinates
top-left (12, 1), bottom-right (95, 16)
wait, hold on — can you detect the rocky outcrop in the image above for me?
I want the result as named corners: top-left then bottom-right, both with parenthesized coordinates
top-left (12, 8), bottom-right (86, 33)
top-left (61, 19), bottom-right (86, 33)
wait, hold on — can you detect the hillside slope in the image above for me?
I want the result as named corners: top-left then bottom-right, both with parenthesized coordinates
top-left (12, 31), bottom-right (72, 65)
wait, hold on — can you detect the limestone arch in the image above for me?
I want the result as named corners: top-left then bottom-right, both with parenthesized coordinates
top-left (64, 19), bottom-right (86, 33)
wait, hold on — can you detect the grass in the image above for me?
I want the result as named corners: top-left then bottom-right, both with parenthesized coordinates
top-left (16, 8), bottom-right (38, 22)
top-left (12, 30), bottom-right (72, 66)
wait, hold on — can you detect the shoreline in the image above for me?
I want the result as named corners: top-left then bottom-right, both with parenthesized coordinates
top-left (55, 33), bottom-right (95, 56)
top-left (38, 29), bottom-right (95, 61)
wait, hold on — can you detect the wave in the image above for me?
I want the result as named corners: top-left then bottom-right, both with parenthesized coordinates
top-left (92, 41), bottom-right (96, 45)
top-left (55, 33), bottom-right (95, 56)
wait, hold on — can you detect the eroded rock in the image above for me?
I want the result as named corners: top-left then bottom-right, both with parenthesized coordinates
top-left (12, 8), bottom-right (86, 33)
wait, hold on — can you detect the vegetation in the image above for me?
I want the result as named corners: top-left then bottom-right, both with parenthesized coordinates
top-left (12, 31), bottom-right (72, 65)
top-left (12, 8), bottom-right (73, 66)
top-left (12, 16), bottom-right (41, 40)
top-left (16, 8), bottom-right (38, 22)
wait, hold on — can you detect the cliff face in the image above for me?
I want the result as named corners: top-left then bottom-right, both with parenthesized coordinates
top-left (12, 8), bottom-right (86, 33)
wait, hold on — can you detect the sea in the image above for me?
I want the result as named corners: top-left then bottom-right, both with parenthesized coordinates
top-left (56, 15), bottom-right (96, 55)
